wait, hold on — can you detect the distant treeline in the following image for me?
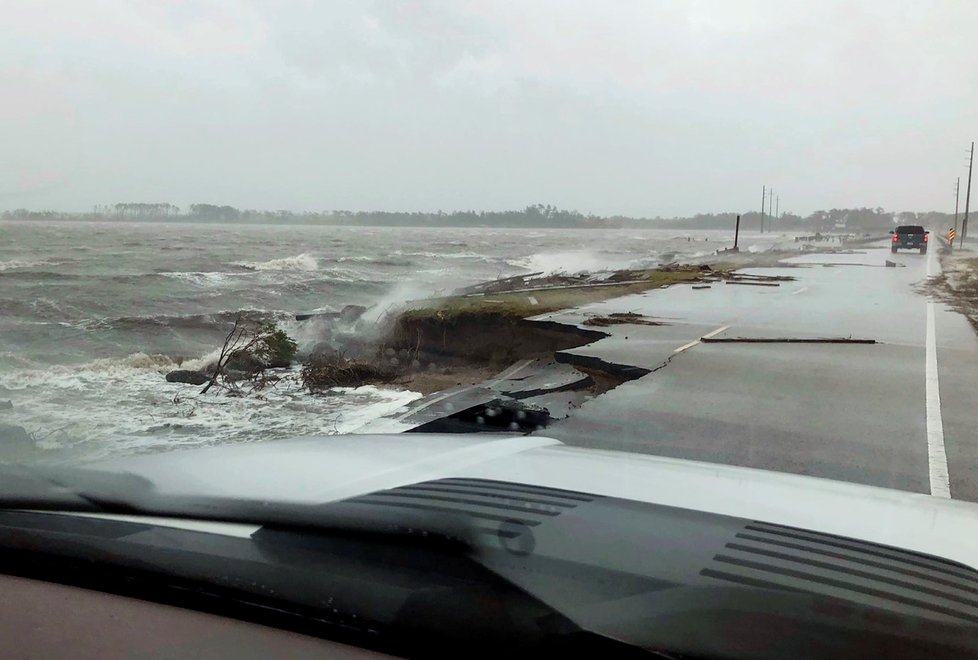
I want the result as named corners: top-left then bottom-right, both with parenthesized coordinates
top-left (0, 202), bottom-right (958, 232)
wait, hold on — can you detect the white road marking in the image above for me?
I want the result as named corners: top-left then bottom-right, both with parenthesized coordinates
top-left (925, 248), bottom-right (951, 498)
top-left (673, 339), bottom-right (701, 354)
top-left (702, 325), bottom-right (731, 339)
top-left (791, 287), bottom-right (809, 295)
top-left (926, 302), bottom-right (950, 498)
top-left (673, 325), bottom-right (730, 354)
top-left (527, 296), bottom-right (538, 305)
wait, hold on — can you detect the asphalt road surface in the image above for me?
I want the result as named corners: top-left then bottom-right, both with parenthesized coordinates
top-left (536, 242), bottom-right (978, 503)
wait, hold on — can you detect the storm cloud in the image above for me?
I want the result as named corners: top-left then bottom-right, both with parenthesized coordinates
top-left (2, 0), bottom-right (975, 216)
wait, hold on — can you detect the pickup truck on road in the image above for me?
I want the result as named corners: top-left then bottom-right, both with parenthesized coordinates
top-left (891, 225), bottom-right (929, 254)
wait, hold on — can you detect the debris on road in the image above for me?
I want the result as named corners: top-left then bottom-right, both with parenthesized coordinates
top-left (711, 272), bottom-right (795, 287)
top-left (691, 271), bottom-right (796, 288)
top-left (725, 273), bottom-right (795, 282)
top-left (583, 312), bottom-right (664, 327)
top-left (455, 272), bottom-right (544, 296)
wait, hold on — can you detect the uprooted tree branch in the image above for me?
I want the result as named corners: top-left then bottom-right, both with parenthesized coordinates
top-left (178, 312), bottom-right (403, 397)
top-left (200, 316), bottom-right (298, 395)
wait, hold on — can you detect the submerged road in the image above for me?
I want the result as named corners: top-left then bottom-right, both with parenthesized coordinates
top-left (536, 242), bottom-right (978, 503)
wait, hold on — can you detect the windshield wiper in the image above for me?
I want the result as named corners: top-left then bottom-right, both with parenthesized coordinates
top-left (0, 467), bottom-right (667, 659)
top-left (0, 464), bottom-right (479, 550)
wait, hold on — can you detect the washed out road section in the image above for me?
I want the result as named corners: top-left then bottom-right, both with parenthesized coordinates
top-left (538, 244), bottom-right (978, 502)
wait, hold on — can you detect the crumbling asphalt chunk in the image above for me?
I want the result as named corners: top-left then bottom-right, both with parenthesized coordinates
top-left (408, 397), bottom-right (551, 434)
top-left (489, 360), bottom-right (593, 399)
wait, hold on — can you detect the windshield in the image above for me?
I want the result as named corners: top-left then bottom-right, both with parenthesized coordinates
top-left (2, 2), bottom-right (978, 655)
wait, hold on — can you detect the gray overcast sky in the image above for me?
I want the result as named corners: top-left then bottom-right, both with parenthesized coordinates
top-left (2, 0), bottom-right (976, 216)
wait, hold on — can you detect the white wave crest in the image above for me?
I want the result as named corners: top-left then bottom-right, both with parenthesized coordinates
top-left (507, 250), bottom-right (636, 275)
top-left (239, 253), bottom-right (319, 271)
top-left (0, 258), bottom-right (47, 271)
top-left (393, 250), bottom-right (488, 260)
top-left (0, 352), bottom-right (179, 389)
top-left (160, 271), bottom-right (230, 286)
top-left (0, 356), bottom-right (421, 461)
top-left (28, 297), bottom-right (85, 318)
top-left (176, 348), bottom-right (223, 372)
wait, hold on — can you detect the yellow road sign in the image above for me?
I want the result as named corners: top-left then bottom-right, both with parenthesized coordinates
top-left (950, 227), bottom-right (956, 243)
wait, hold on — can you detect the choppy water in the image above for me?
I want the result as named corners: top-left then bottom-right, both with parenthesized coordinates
top-left (0, 220), bottom-right (777, 462)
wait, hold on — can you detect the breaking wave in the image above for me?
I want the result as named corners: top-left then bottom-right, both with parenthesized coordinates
top-left (143, 268), bottom-right (371, 288)
top-left (332, 255), bottom-right (414, 267)
top-left (0, 352), bottom-right (181, 390)
top-left (393, 250), bottom-right (490, 261)
top-left (0, 297), bottom-right (91, 321)
top-left (158, 271), bottom-right (231, 287)
top-left (507, 250), bottom-right (644, 275)
top-left (84, 309), bottom-right (295, 333)
top-left (237, 253), bottom-right (319, 271)
top-left (0, 352), bottom-right (421, 461)
top-left (0, 258), bottom-right (48, 271)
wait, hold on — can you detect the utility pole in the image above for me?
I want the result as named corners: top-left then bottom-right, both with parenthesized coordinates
top-left (964, 141), bottom-right (974, 246)
top-left (775, 195), bottom-right (779, 222)
top-left (954, 177), bottom-right (960, 236)
top-left (760, 185), bottom-right (766, 233)
top-left (769, 188), bottom-right (774, 231)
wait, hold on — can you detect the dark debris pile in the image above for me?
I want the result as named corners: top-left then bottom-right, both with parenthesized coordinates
top-left (301, 353), bottom-right (398, 392)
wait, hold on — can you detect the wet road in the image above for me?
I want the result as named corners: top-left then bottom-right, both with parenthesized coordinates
top-left (537, 242), bottom-right (978, 502)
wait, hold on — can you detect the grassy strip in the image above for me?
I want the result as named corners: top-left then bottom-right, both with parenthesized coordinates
top-left (399, 270), bottom-right (707, 325)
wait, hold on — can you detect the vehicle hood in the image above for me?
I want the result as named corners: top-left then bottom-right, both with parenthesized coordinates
top-left (89, 433), bottom-right (978, 569)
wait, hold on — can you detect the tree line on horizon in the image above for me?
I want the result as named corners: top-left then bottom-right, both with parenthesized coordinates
top-left (1, 203), bottom-right (957, 232)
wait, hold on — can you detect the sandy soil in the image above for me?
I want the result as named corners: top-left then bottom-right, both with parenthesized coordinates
top-left (394, 365), bottom-right (498, 395)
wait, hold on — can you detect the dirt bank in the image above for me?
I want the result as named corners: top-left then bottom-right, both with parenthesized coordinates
top-left (293, 261), bottom-right (797, 402)
top-left (368, 267), bottom-right (726, 402)
top-left (930, 249), bottom-right (978, 333)
top-left (388, 313), bottom-right (604, 366)
top-left (385, 267), bottom-right (710, 367)
top-left (297, 261), bottom-right (795, 400)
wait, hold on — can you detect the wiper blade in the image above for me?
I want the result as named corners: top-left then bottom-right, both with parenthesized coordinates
top-left (0, 466), bottom-right (655, 658)
top-left (0, 464), bottom-right (477, 551)
top-left (0, 464), bottom-right (143, 512)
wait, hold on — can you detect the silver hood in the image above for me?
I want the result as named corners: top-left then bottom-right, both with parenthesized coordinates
top-left (92, 433), bottom-right (978, 569)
